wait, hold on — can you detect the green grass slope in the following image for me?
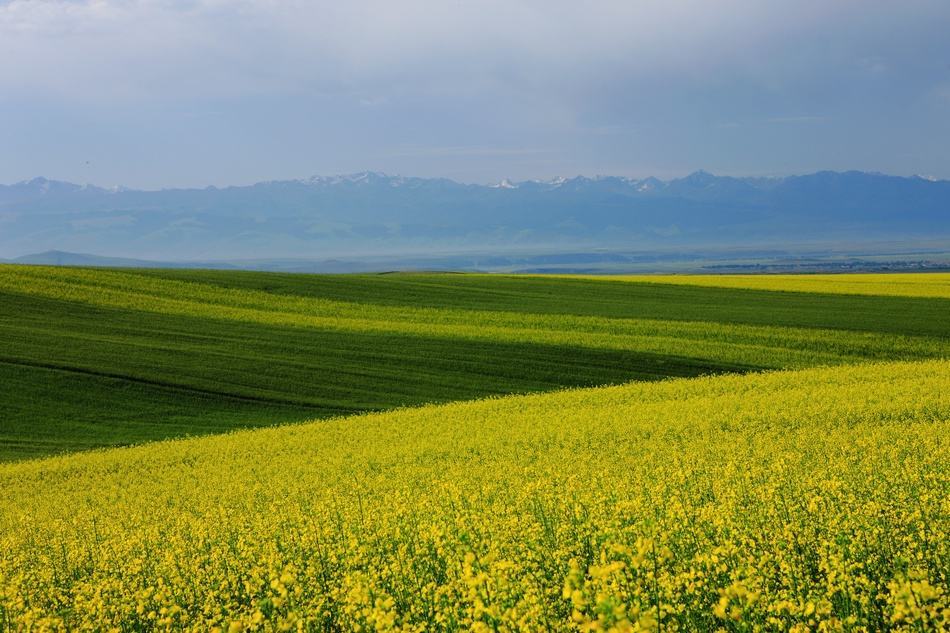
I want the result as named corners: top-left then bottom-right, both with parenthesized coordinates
top-left (2, 265), bottom-right (949, 460)
top-left (131, 268), bottom-right (950, 336)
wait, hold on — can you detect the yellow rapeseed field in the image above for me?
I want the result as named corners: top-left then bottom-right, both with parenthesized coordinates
top-left (1, 360), bottom-right (948, 631)
top-left (556, 272), bottom-right (950, 299)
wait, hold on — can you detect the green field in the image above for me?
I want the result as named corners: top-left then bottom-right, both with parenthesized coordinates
top-left (2, 266), bottom-right (949, 630)
top-left (1, 265), bottom-right (949, 460)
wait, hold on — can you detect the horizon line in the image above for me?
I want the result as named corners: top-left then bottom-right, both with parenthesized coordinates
top-left (3, 169), bottom-right (946, 192)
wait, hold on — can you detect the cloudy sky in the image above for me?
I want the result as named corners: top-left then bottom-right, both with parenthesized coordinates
top-left (1, 0), bottom-right (948, 188)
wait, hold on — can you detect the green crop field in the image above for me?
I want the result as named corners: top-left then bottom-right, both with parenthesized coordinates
top-left (2, 266), bottom-right (949, 460)
top-left (1, 266), bottom-right (950, 630)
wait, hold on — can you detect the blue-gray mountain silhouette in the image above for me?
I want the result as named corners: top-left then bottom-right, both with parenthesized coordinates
top-left (1, 171), bottom-right (947, 260)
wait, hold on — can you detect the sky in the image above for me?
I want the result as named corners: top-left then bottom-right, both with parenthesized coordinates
top-left (1, 0), bottom-right (949, 189)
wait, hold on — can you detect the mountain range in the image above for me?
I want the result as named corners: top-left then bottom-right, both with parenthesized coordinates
top-left (1, 170), bottom-right (948, 261)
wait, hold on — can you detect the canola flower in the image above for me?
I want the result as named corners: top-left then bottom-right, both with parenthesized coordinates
top-left (556, 272), bottom-right (950, 299)
top-left (1, 360), bottom-right (948, 631)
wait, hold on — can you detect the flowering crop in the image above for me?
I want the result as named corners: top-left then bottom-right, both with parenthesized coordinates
top-left (1, 360), bottom-right (948, 631)
top-left (559, 272), bottom-right (950, 299)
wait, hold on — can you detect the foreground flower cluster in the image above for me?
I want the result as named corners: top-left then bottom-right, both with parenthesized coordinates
top-left (1, 361), bottom-right (948, 631)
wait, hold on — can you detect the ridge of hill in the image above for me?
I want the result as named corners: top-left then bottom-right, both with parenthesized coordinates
top-left (2, 170), bottom-right (949, 259)
top-left (2, 265), bottom-right (949, 459)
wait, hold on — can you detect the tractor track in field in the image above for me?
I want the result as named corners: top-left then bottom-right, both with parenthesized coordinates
top-left (0, 356), bottom-right (319, 409)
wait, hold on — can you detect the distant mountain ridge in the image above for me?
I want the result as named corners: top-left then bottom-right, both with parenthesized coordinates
top-left (1, 170), bottom-right (948, 260)
top-left (8, 250), bottom-right (235, 270)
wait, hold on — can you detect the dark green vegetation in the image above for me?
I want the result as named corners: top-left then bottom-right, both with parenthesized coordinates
top-left (134, 268), bottom-right (950, 337)
top-left (2, 265), bottom-right (949, 461)
top-left (1, 291), bottom-right (730, 459)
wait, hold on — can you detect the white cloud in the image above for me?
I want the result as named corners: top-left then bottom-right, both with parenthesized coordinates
top-left (2, 0), bottom-right (949, 185)
top-left (0, 0), bottom-right (891, 102)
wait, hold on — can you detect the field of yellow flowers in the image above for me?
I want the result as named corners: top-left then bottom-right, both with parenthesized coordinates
top-left (1, 359), bottom-right (948, 631)
top-left (559, 272), bottom-right (950, 299)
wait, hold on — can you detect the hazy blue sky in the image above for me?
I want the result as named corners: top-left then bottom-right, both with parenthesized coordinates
top-left (1, 0), bottom-right (949, 188)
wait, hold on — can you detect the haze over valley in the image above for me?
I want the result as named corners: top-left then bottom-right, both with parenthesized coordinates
top-left (3, 169), bottom-right (949, 268)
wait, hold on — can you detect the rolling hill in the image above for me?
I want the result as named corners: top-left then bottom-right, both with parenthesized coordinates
top-left (2, 359), bottom-right (947, 630)
top-left (2, 266), bottom-right (949, 630)
top-left (2, 265), bottom-right (949, 460)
